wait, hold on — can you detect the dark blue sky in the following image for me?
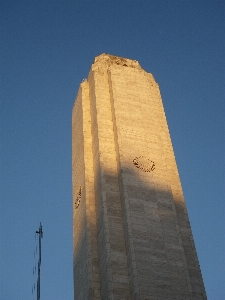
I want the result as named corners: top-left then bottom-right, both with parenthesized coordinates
top-left (1, 1), bottom-right (224, 299)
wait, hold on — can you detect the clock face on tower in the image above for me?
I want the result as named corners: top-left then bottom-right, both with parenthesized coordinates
top-left (133, 156), bottom-right (155, 172)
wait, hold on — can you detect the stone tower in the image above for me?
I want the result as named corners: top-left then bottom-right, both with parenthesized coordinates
top-left (72, 54), bottom-right (207, 300)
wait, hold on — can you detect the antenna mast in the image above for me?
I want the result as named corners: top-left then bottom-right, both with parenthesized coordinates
top-left (36, 223), bottom-right (43, 300)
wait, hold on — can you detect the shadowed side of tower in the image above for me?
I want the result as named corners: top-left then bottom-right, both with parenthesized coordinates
top-left (72, 54), bottom-right (207, 300)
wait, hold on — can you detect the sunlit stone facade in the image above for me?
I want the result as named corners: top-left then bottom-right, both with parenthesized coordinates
top-left (72, 54), bottom-right (207, 300)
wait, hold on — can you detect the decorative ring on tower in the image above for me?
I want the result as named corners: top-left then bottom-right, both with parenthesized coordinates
top-left (74, 186), bottom-right (82, 209)
top-left (133, 156), bottom-right (155, 172)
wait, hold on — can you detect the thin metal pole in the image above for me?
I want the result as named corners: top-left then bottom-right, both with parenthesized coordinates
top-left (36, 223), bottom-right (43, 300)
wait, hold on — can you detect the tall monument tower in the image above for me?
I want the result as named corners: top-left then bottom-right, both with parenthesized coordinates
top-left (72, 54), bottom-right (207, 300)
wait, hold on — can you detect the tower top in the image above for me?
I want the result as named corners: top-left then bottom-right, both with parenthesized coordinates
top-left (93, 53), bottom-right (142, 69)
